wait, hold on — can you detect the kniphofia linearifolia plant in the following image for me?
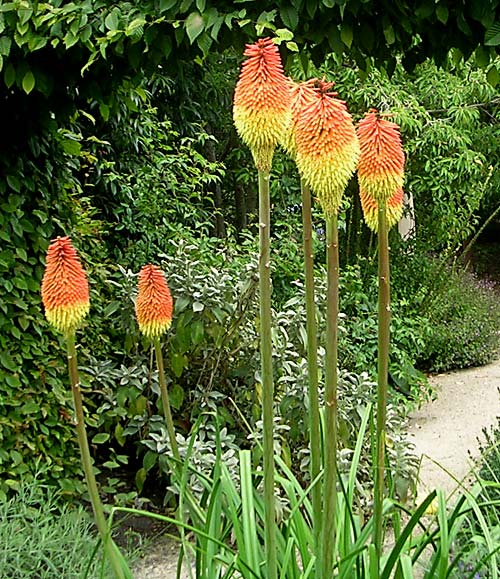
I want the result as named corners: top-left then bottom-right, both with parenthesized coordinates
top-left (294, 80), bottom-right (360, 579)
top-left (135, 264), bottom-right (180, 466)
top-left (356, 109), bottom-right (405, 569)
top-left (41, 236), bottom-right (132, 579)
top-left (282, 77), bottom-right (323, 564)
top-left (233, 36), bottom-right (291, 579)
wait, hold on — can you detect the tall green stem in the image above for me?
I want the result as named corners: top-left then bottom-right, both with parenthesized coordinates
top-left (300, 181), bottom-right (322, 571)
top-left (66, 335), bottom-right (129, 579)
top-left (154, 338), bottom-right (180, 464)
top-left (321, 213), bottom-right (339, 578)
top-left (374, 204), bottom-right (390, 565)
top-left (258, 168), bottom-right (277, 579)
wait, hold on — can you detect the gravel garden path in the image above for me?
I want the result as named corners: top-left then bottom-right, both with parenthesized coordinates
top-left (133, 358), bottom-right (500, 578)
top-left (408, 357), bottom-right (500, 497)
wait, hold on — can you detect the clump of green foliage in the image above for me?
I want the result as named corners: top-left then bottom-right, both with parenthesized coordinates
top-left (0, 477), bottom-right (102, 579)
top-left (448, 414), bottom-right (500, 578)
top-left (418, 267), bottom-right (500, 373)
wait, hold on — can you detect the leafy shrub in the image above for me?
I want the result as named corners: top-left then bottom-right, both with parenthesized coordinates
top-left (89, 237), bottom-right (418, 503)
top-left (0, 477), bottom-right (102, 579)
top-left (417, 268), bottom-right (500, 372)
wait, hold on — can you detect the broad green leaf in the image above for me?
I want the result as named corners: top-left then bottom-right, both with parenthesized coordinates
top-left (179, 0), bottom-right (194, 14)
top-left (191, 320), bottom-right (204, 345)
top-left (3, 62), bottom-right (14, 87)
top-left (415, 0), bottom-right (434, 19)
top-left (485, 22), bottom-right (500, 46)
top-left (80, 23), bottom-right (92, 43)
top-left (135, 468), bottom-right (147, 492)
top-left (0, 36), bottom-right (11, 56)
top-left (475, 46), bottom-right (490, 68)
top-left (103, 460), bottom-right (119, 469)
top-left (99, 102), bottom-right (110, 120)
top-left (340, 23), bottom-right (353, 48)
top-left (6, 374), bottom-right (21, 388)
top-left (185, 11), bottom-right (204, 43)
top-left (60, 138), bottom-right (81, 156)
top-left (64, 32), bottom-right (79, 49)
top-left (435, 5), bottom-right (448, 24)
top-left (170, 352), bottom-right (187, 377)
top-left (196, 30), bottom-right (212, 56)
top-left (196, 0), bottom-right (206, 12)
top-left (105, 10), bottom-right (119, 31)
top-left (383, 23), bottom-right (395, 45)
top-left (6, 175), bottom-right (21, 192)
top-left (0, 352), bottom-right (16, 371)
top-left (28, 35), bottom-right (47, 51)
top-left (280, 5), bottom-right (298, 30)
top-left (126, 17), bottom-right (145, 37)
top-left (487, 64), bottom-right (499, 87)
top-left (18, 7), bottom-right (33, 25)
top-left (143, 451), bottom-right (157, 472)
top-left (92, 433), bottom-right (110, 444)
top-left (114, 423), bottom-right (125, 446)
top-left (286, 40), bottom-right (299, 52)
top-left (169, 383), bottom-right (184, 409)
top-left (159, 0), bottom-right (177, 11)
top-left (276, 27), bottom-right (294, 41)
top-left (22, 70), bottom-right (35, 94)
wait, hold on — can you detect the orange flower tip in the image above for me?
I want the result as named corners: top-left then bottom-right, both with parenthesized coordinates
top-left (41, 236), bottom-right (90, 335)
top-left (135, 264), bottom-right (173, 340)
top-left (233, 37), bottom-right (291, 170)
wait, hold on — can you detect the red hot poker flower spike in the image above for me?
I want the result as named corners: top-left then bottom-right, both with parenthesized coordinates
top-left (294, 81), bottom-right (360, 216)
top-left (135, 265), bottom-right (173, 340)
top-left (41, 236), bottom-right (90, 336)
top-left (356, 110), bottom-right (405, 205)
top-left (281, 79), bottom-right (318, 160)
top-left (359, 187), bottom-right (404, 232)
top-left (233, 37), bottom-right (291, 172)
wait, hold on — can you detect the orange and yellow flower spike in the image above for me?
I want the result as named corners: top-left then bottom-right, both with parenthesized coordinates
top-left (281, 78), bottom-right (318, 160)
top-left (294, 81), bottom-right (360, 216)
top-left (356, 109), bottom-right (405, 205)
top-left (233, 37), bottom-right (291, 172)
top-left (41, 236), bottom-right (90, 336)
top-left (359, 187), bottom-right (404, 232)
top-left (135, 265), bottom-right (173, 340)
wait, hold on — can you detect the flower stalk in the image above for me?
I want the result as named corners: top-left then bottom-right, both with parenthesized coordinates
top-left (374, 203), bottom-right (390, 561)
top-left (300, 179), bottom-right (322, 562)
top-left (259, 168), bottom-right (278, 579)
top-left (153, 338), bottom-right (181, 465)
top-left (321, 212), bottom-right (340, 578)
top-left (67, 336), bottom-right (129, 579)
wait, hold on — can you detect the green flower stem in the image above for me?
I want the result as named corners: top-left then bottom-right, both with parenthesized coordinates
top-left (258, 168), bottom-right (277, 579)
top-left (374, 203), bottom-right (390, 566)
top-left (321, 213), bottom-right (340, 578)
top-left (66, 335), bottom-right (129, 579)
top-left (300, 180), bottom-right (322, 570)
top-left (154, 338), bottom-right (181, 464)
